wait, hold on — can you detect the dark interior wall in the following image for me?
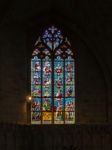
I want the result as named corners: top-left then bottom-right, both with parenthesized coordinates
top-left (0, 0), bottom-right (112, 124)
top-left (0, 26), bottom-right (27, 123)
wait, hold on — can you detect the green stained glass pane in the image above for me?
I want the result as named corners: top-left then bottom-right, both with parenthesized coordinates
top-left (31, 85), bottom-right (41, 97)
top-left (42, 98), bottom-right (52, 111)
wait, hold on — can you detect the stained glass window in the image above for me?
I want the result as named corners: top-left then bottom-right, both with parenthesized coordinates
top-left (31, 26), bottom-right (75, 124)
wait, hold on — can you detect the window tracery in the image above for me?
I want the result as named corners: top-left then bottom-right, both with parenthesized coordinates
top-left (31, 26), bottom-right (75, 124)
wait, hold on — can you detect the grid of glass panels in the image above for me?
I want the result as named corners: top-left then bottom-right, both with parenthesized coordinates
top-left (31, 26), bottom-right (75, 124)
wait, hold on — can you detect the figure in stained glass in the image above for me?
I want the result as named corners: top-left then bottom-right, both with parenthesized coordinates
top-left (55, 77), bottom-right (63, 88)
top-left (34, 62), bottom-right (41, 71)
top-left (43, 61), bottom-right (52, 76)
top-left (54, 98), bottom-right (63, 111)
top-left (55, 63), bottom-right (63, 76)
top-left (43, 76), bottom-right (51, 87)
top-left (65, 63), bottom-right (73, 72)
top-left (66, 86), bottom-right (73, 97)
top-left (31, 26), bottom-right (75, 124)
top-left (31, 85), bottom-right (41, 97)
top-left (32, 98), bottom-right (41, 111)
top-left (33, 72), bottom-right (41, 85)
top-left (43, 88), bottom-right (51, 98)
top-left (65, 98), bottom-right (74, 111)
top-left (66, 73), bottom-right (73, 85)
top-left (43, 98), bottom-right (52, 111)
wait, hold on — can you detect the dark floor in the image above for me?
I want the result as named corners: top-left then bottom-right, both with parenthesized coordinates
top-left (0, 123), bottom-right (112, 150)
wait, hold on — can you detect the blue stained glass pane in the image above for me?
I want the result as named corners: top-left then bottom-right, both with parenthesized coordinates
top-left (55, 76), bottom-right (63, 88)
top-left (31, 71), bottom-right (41, 85)
top-left (32, 98), bottom-right (41, 111)
top-left (43, 39), bottom-right (52, 49)
top-left (43, 60), bottom-right (52, 76)
top-left (42, 57), bottom-right (52, 99)
top-left (43, 75), bottom-right (51, 88)
top-left (54, 98), bottom-right (64, 111)
top-left (54, 58), bottom-right (64, 99)
top-left (65, 85), bottom-right (75, 97)
top-left (65, 98), bottom-right (75, 111)
top-left (65, 72), bottom-right (74, 85)
top-left (31, 58), bottom-right (41, 98)
top-left (42, 26), bottom-right (63, 50)
top-left (54, 60), bottom-right (63, 76)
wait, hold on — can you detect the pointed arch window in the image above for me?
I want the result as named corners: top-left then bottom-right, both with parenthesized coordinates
top-left (31, 26), bottom-right (75, 124)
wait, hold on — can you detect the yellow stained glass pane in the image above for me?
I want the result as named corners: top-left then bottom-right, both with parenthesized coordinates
top-left (42, 112), bottom-right (52, 121)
